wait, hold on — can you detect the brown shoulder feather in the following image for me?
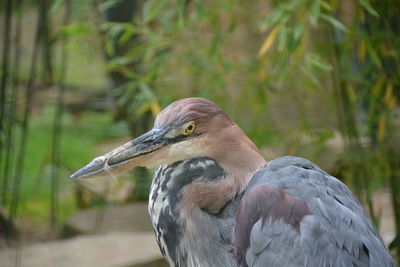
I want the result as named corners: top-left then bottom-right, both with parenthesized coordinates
top-left (235, 185), bottom-right (311, 264)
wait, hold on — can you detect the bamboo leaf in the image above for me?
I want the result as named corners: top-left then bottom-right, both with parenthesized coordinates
top-left (293, 23), bottom-right (305, 42)
top-left (59, 23), bottom-right (91, 37)
top-left (51, 0), bottom-right (64, 13)
top-left (116, 23), bottom-right (136, 45)
top-left (321, 14), bottom-right (348, 32)
top-left (357, 0), bottom-right (379, 17)
top-left (143, 0), bottom-right (167, 23)
top-left (371, 76), bottom-right (385, 96)
top-left (105, 39), bottom-right (115, 56)
top-left (260, 8), bottom-right (284, 31)
top-left (99, 0), bottom-right (125, 11)
top-left (310, 1), bottom-right (320, 26)
top-left (178, 0), bottom-right (186, 29)
top-left (277, 25), bottom-right (288, 52)
top-left (384, 83), bottom-right (397, 109)
top-left (258, 25), bottom-right (280, 57)
top-left (377, 115), bottom-right (386, 140)
top-left (307, 54), bottom-right (333, 72)
top-left (366, 42), bottom-right (382, 68)
top-left (320, 1), bottom-right (333, 12)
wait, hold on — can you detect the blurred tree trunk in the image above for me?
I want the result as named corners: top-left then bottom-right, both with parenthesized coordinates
top-left (104, 0), bottom-right (137, 91)
top-left (38, 0), bottom-right (53, 85)
top-left (0, 0), bottom-right (13, 206)
top-left (103, 0), bottom-right (152, 135)
top-left (102, 0), bottom-right (151, 201)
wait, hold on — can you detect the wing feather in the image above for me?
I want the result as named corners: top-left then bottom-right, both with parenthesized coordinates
top-left (234, 156), bottom-right (394, 267)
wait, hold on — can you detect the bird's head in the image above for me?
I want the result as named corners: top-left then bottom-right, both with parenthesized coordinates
top-left (70, 98), bottom-right (265, 181)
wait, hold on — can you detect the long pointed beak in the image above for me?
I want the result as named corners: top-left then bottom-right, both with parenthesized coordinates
top-left (70, 128), bottom-right (168, 179)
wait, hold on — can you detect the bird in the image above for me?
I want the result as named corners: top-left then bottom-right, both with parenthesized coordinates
top-left (70, 97), bottom-right (394, 267)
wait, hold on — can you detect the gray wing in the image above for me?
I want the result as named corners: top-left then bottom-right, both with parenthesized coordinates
top-left (234, 156), bottom-right (394, 267)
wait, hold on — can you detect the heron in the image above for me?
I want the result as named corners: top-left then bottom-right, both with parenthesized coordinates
top-left (71, 98), bottom-right (394, 267)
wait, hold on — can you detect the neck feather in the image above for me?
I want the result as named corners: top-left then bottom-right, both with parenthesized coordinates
top-left (149, 158), bottom-right (241, 267)
top-left (149, 125), bottom-right (266, 266)
top-left (206, 124), bottom-right (266, 193)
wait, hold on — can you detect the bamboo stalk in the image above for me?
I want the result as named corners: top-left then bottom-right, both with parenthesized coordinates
top-left (50, 0), bottom-right (72, 228)
top-left (0, 0), bottom-right (13, 205)
top-left (10, 2), bottom-right (41, 219)
top-left (2, 0), bottom-right (23, 207)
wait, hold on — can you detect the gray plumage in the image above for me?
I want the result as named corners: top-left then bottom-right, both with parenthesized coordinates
top-left (148, 156), bottom-right (394, 267)
top-left (237, 156), bottom-right (394, 267)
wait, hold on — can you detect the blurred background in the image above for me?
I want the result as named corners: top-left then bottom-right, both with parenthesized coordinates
top-left (0, 0), bottom-right (399, 266)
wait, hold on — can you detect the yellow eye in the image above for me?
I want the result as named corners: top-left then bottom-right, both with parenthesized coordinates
top-left (183, 121), bottom-right (195, 135)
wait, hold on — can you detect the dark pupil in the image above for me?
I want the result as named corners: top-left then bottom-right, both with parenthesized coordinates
top-left (187, 125), bottom-right (193, 131)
